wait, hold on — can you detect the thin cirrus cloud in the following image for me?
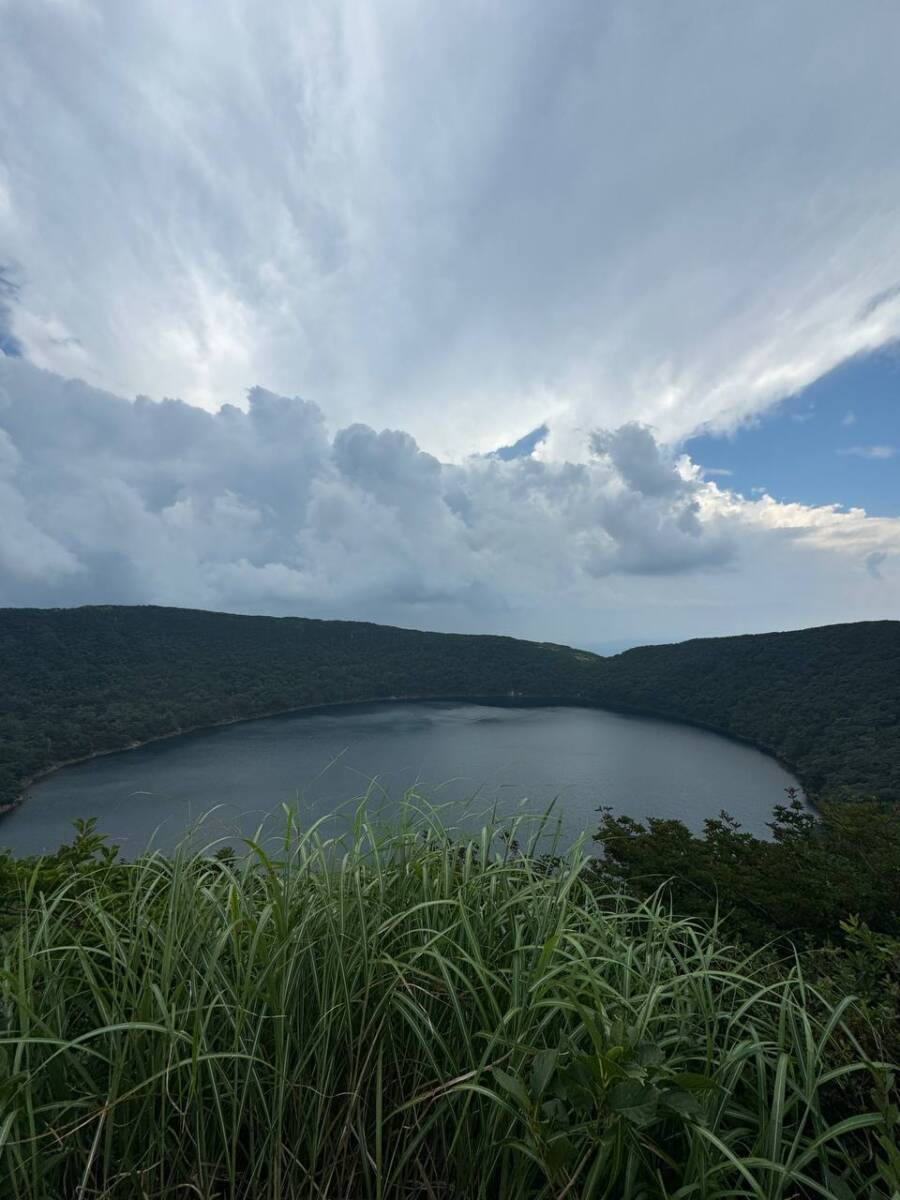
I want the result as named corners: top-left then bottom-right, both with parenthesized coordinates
top-left (2, 1), bottom-right (900, 462)
top-left (840, 445), bottom-right (896, 460)
top-left (0, 356), bottom-right (897, 649)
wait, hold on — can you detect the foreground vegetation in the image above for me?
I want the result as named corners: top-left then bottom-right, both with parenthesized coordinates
top-left (2, 608), bottom-right (899, 813)
top-left (1, 807), bottom-right (898, 1199)
top-left (593, 794), bottom-right (900, 1072)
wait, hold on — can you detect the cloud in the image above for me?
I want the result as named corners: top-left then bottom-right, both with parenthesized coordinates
top-left (840, 444), bottom-right (897, 460)
top-left (866, 550), bottom-right (888, 580)
top-left (0, 423), bottom-right (82, 582)
top-left (0, 358), bottom-right (898, 645)
top-left (858, 283), bottom-right (900, 320)
top-left (0, 266), bottom-right (23, 358)
top-left (590, 423), bottom-right (686, 499)
top-left (3, 2), bottom-right (900, 459)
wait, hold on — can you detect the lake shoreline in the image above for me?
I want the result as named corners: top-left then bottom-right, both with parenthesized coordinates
top-left (3, 692), bottom-right (580, 815)
top-left (3, 690), bottom-right (808, 822)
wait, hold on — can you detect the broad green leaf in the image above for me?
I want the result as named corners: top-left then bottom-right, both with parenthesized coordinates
top-left (531, 1048), bottom-right (557, 1099)
top-left (493, 1067), bottom-right (530, 1111)
top-left (607, 1080), bottom-right (660, 1127)
top-left (633, 1041), bottom-right (665, 1069)
top-left (661, 1089), bottom-right (702, 1120)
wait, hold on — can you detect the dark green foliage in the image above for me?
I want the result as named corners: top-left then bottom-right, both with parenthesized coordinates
top-left (0, 605), bottom-right (599, 810)
top-left (0, 606), bottom-right (898, 813)
top-left (592, 621), bottom-right (900, 802)
top-left (1, 815), bottom-right (897, 1199)
top-left (593, 794), bottom-right (900, 944)
top-left (1, 608), bottom-right (898, 1194)
top-left (592, 795), bottom-right (900, 1066)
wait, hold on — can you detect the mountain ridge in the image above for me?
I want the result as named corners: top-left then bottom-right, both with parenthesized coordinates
top-left (1, 605), bottom-right (897, 813)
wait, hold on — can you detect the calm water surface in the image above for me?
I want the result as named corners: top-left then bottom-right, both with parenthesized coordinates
top-left (1, 702), bottom-right (799, 856)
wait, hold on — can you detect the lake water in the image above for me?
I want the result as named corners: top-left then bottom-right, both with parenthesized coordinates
top-left (1, 701), bottom-right (799, 856)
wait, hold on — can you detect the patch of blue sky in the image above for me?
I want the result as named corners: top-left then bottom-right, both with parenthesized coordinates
top-left (0, 267), bottom-right (23, 358)
top-left (487, 423), bottom-right (549, 461)
top-left (685, 343), bottom-right (900, 517)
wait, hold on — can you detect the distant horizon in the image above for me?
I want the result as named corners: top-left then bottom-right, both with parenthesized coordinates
top-left (3, 598), bottom-right (896, 658)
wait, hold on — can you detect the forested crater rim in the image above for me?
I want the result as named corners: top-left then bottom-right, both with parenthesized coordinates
top-left (1, 606), bottom-right (897, 813)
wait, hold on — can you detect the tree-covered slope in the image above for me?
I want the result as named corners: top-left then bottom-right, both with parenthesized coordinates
top-left (0, 605), bottom-right (598, 810)
top-left (0, 606), bottom-right (898, 812)
top-left (592, 621), bottom-right (900, 803)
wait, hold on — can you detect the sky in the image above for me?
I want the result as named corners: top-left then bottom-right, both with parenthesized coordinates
top-left (687, 345), bottom-right (900, 518)
top-left (0, 0), bottom-right (898, 651)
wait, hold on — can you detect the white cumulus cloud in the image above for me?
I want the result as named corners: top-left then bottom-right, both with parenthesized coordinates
top-left (0, 357), bottom-right (897, 647)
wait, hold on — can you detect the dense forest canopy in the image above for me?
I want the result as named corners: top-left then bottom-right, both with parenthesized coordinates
top-left (594, 621), bottom-right (900, 803)
top-left (0, 605), bottom-right (600, 811)
top-left (0, 605), bottom-right (898, 814)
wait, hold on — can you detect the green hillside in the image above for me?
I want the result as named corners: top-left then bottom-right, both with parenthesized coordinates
top-left (593, 621), bottom-right (900, 803)
top-left (0, 606), bottom-right (898, 812)
top-left (0, 605), bottom-right (599, 811)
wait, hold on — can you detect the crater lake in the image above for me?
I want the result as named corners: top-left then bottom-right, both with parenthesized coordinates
top-left (1, 701), bottom-right (800, 856)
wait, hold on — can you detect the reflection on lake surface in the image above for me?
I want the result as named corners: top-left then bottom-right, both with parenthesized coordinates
top-left (1, 701), bottom-right (800, 856)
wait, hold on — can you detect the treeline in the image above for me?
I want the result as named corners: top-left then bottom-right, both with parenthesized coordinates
top-left (0, 606), bottom-right (898, 812)
top-left (593, 620), bottom-right (900, 802)
top-left (0, 605), bottom-right (599, 809)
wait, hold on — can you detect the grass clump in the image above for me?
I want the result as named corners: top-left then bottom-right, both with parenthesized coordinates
top-left (1, 808), bottom-right (897, 1199)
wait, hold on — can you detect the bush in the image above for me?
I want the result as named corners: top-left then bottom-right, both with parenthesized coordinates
top-left (592, 793), bottom-right (900, 1074)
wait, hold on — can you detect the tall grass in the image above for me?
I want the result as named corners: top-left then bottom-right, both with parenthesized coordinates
top-left (1, 805), bottom-right (896, 1199)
